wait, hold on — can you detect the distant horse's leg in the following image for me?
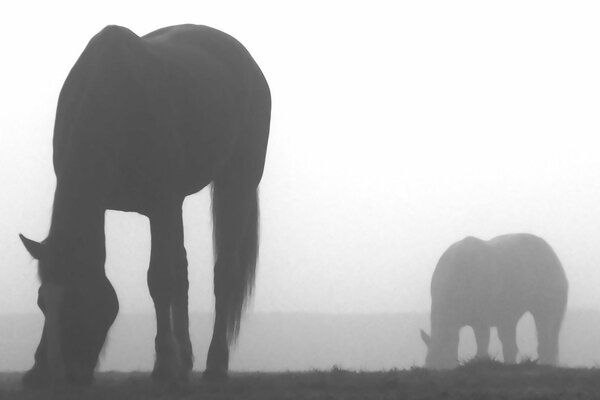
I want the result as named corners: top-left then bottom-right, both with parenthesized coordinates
top-left (473, 324), bottom-right (490, 360)
top-left (205, 180), bottom-right (258, 380)
top-left (148, 200), bottom-right (185, 384)
top-left (533, 308), bottom-right (564, 366)
top-left (497, 319), bottom-right (518, 364)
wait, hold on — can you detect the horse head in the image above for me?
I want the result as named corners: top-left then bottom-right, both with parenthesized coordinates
top-left (20, 234), bottom-right (118, 387)
top-left (420, 328), bottom-right (459, 369)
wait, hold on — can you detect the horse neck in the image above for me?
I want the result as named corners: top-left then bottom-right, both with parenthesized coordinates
top-left (48, 180), bottom-right (106, 278)
top-left (430, 302), bottom-right (460, 338)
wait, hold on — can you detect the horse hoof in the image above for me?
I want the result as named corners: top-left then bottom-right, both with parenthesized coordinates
top-left (202, 369), bottom-right (228, 382)
top-left (151, 364), bottom-right (189, 392)
top-left (151, 367), bottom-right (175, 383)
top-left (22, 367), bottom-right (50, 389)
top-left (152, 379), bottom-right (190, 395)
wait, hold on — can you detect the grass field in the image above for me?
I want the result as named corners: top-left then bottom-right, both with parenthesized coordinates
top-left (2, 360), bottom-right (600, 399)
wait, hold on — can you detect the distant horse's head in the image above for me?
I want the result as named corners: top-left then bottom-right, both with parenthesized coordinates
top-left (420, 328), bottom-right (459, 369)
top-left (20, 234), bottom-right (118, 387)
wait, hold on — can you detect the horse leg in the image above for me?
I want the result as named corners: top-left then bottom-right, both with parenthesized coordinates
top-left (22, 325), bottom-right (50, 388)
top-left (204, 255), bottom-right (235, 380)
top-left (148, 201), bottom-right (185, 384)
top-left (204, 182), bottom-right (257, 380)
top-left (171, 211), bottom-right (193, 378)
top-left (533, 309), bottom-right (563, 366)
top-left (497, 319), bottom-right (518, 364)
top-left (473, 324), bottom-right (490, 360)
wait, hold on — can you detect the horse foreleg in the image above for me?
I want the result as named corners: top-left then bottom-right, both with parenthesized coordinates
top-left (148, 203), bottom-right (185, 385)
top-left (22, 324), bottom-right (50, 388)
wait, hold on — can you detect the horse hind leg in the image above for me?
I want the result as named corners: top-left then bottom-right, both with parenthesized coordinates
top-left (204, 87), bottom-right (268, 380)
top-left (204, 177), bottom-right (259, 380)
top-left (148, 200), bottom-right (190, 384)
top-left (533, 305), bottom-right (565, 366)
top-left (473, 324), bottom-right (490, 360)
top-left (171, 239), bottom-right (193, 376)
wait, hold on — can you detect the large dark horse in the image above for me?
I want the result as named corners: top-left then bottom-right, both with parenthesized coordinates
top-left (19, 24), bottom-right (270, 387)
top-left (420, 234), bottom-right (568, 369)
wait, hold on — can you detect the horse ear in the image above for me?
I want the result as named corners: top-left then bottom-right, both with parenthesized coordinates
top-left (420, 329), bottom-right (431, 347)
top-left (20, 234), bottom-right (45, 260)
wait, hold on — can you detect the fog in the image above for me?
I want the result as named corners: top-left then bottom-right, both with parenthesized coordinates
top-left (1, 0), bottom-right (600, 370)
top-left (3, 311), bottom-right (600, 371)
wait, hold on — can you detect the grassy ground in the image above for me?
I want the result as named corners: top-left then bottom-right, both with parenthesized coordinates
top-left (2, 360), bottom-right (600, 399)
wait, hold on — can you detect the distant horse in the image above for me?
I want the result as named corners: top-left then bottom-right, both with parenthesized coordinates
top-left (19, 24), bottom-right (270, 387)
top-left (420, 234), bottom-right (568, 369)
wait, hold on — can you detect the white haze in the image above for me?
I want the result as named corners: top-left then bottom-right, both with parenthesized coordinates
top-left (1, 0), bottom-right (600, 323)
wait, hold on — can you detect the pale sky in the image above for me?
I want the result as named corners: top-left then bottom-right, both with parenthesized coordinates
top-left (1, 1), bottom-right (600, 316)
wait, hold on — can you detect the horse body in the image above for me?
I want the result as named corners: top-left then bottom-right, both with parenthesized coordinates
top-left (420, 233), bottom-right (568, 369)
top-left (54, 25), bottom-right (269, 213)
top-left (20, 24), bottom-right (270, 387)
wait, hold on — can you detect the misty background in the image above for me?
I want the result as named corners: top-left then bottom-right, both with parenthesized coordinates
top-left (2, 1), bottom-right (600, 370)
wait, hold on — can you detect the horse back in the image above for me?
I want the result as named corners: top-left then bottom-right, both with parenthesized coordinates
top-left (53, 25), bottom-right (270, 207)
top-left (431, 234), bottom-right (567, 324)
top-left (489, 233), bottom-right (568, 300)
top-left (431, 237), bottom-right (497, 321)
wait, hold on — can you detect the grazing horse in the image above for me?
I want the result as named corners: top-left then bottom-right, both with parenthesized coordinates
top-left (420, 233), bottom-right (568, 369)
top-left (19, 24), bottom-right (270, 387)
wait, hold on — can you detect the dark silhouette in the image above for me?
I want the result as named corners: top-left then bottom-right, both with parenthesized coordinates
top-left (420, 233), bottom-right (568, 369)
top-left (19, 24), bottom-right (270, 387)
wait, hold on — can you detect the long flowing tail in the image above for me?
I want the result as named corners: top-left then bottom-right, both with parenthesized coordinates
top-left (211, 181), bottom-right (259, 344)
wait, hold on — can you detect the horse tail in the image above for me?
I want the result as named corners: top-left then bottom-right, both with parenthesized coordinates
top-left (211, 179), bottom-right (259, 344)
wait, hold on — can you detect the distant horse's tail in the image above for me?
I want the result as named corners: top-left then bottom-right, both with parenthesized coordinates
top-left (211, 179), bottom-right (259, 344)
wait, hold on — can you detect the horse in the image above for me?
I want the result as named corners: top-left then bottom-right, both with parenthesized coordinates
top-left (19, 24), bottom-right (271, 387)
top-left (420, 233), bottom-right (568, 369)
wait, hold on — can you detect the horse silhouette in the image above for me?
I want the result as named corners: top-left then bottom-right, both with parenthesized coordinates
top-left (420, 233), bottom-right (568, 369)
top-left (19, 24), bottom-right (270, 387)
